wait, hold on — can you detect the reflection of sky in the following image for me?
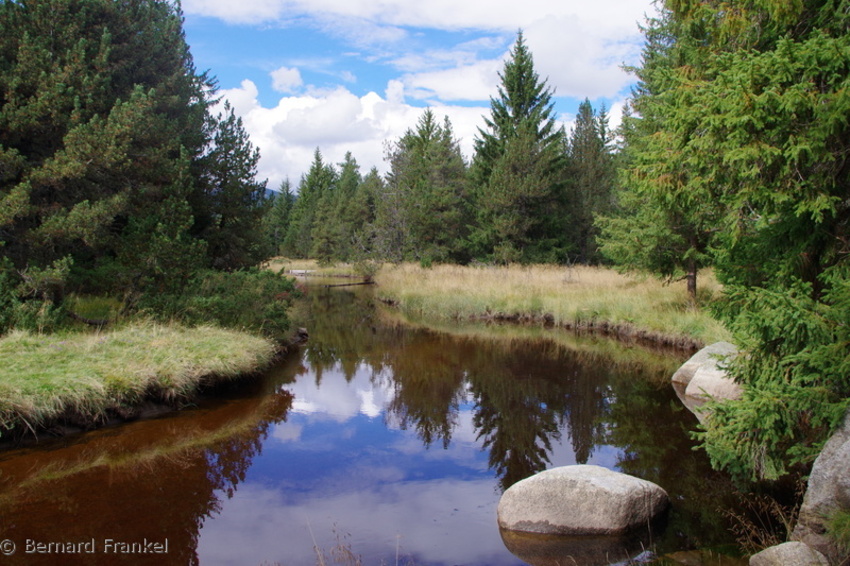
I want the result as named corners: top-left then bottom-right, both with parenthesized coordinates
top-left (197, 356), bottom-right (623, 565)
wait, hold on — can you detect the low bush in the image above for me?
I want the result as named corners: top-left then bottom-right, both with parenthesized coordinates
top-left (137, 268), bottom-right (298, 339)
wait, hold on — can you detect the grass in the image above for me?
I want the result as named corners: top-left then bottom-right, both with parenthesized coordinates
top-left (0, 321), bottom-right (278, 437)
top-left (374, 263), bottom-right (731, 348)
top-left (827, 509), bottom-right (850, 559)
top-left (265, 258), bottom-right (362, 278)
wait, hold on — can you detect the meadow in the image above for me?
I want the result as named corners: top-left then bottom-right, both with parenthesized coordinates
top-left (373, 263), bottom-right (731, 348)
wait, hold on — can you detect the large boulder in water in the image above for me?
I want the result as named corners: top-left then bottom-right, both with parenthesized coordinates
top-left (749, 542), bottom-right (829, 566)
top-left (672, 341), bottom-right (738, 388)
top-left (671, 342), bottom-right (742, 421)
top-left (792, 410), bottom-right (850, 564)
top-left (497, 465), bottom-right (669, 536)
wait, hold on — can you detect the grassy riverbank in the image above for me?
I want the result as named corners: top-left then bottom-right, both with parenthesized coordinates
top-left (0, 322), bottom-right (278, 438)
top-left (375, 263), bottom-right (730, 348)
top-left (266, 257), bottom-right (362, 278)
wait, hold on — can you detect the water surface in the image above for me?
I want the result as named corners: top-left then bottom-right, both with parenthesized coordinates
top-left (0, 285), bottom-right (742, 565)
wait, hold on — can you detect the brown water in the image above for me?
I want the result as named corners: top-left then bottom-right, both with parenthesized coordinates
top-left (0, 285), bottom-right (745, 565)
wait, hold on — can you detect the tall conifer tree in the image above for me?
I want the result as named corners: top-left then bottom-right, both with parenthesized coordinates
top-left (470, 31), bottom-right (568, 263)
top-left (567, 99), bottom-right (615, 264)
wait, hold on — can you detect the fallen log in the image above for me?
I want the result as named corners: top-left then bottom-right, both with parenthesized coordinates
top-left (67, 311), bottom-right (110, 327)
top-left (323, 281), bottom-right (376, 288)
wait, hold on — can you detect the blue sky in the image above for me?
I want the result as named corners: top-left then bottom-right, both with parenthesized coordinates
top-left (182, 0), bottom-right (658, 190)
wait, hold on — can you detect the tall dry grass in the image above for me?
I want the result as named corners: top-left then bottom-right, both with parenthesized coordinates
top-left (375, 263), bottom-right (730, 347)
top-left (0, 322), bottom-right (278, 436)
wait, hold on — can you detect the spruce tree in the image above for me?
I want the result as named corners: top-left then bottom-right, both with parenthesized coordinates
top-left (595, 9), bottom-right (722, 299)
top-left (617, 0), bottom-right (850, 481)
top-left (382, 109), bottom-right (470, 263)
top-left (567, 99), bottom-right (615, 264)
top-left (282, 149), bottom-right (336, 258)
top-left (470, 31), bottom-right (568, 263)
top-left (263, 179), bottom-right (295, 257)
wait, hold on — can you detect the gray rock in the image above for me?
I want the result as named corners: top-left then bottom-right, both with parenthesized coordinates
top-left (671, 342), bottom-right (741, 422)
top-left (749, 542), bottom-right (829, 566)
top-left (497, 465), bottom-right (669, 536)
top-left (685, 361), bottom-right (744, 402)
top-left (792, 410), bottom-right (850, 564)
top-left (672, 341), bottom-right (738, 387)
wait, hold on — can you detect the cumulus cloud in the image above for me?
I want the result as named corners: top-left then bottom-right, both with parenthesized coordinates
top-left (270, 66), bottom-right (303, 93)
top-left (402, 60), bottom-right (502, 103)
top-left (192, 0), bottom-right (649, 184)
top-left (218, 79), bottom-right (490, 189)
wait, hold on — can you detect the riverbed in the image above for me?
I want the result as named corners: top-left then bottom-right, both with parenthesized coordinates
top-left (0, 284), bottom-right (745, 565)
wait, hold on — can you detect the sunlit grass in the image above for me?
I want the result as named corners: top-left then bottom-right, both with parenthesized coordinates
top-left (265, 257), bottom-right (361, 278)
top-left (0, 321), bottom-right (278, 435)
top-left (375, 263), bottom-right (730, 347)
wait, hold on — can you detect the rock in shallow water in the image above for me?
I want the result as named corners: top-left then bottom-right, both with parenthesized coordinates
top-left (749, 541), bottom-right (829, 566)
top-left (497, 465), bottom-right (669, 536)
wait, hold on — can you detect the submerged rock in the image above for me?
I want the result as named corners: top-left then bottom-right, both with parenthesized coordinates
top-left (792, 409), bottom-right (850, 565)
top-left (749, 541), bottom-right (829, 566)
top-left (497, 465), bottom-right (669, 536)
top-left (499, 528), bottom-right (654, 566)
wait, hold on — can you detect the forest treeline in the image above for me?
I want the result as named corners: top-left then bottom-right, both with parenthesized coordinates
top-left (1, 0), bottom-right (849, 484)
top-left (268, 32), bottom-right (616, 268)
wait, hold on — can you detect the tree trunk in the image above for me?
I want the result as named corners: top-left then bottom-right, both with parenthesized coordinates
top-left (686, 260), bottom-right (697, 303)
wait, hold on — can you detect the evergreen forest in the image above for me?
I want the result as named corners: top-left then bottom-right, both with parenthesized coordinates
top-left (1, 0), bottom-right (849, 487)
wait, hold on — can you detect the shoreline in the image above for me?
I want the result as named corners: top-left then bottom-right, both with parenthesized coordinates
top-left (0, 323), bottom-right (294, 444)
top-left (377, 296), bottom-right (704, 351)
top-left (373, 263), bottom-right (729, 351)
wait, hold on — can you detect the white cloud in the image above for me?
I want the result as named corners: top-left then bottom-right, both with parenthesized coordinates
top-left (196, 0), bottom-right (649, 185)
top-left (218, 79), bottom-right (489, 189)
top-left (185, 0), bottom-right (653, 34)
top-left (196, 478), bottom-right (513, 565)
top-left (270, 66), bottom-right (303, 93)
top-left (402, 60), bottom-right (502, 103)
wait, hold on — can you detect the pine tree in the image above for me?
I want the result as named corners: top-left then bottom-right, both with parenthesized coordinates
top-left (197, 101), bottom-right (268, 270)
top-left (0, 0), bottom-right (215, 294)
top-left (470, 31), bottom-right (568, 263)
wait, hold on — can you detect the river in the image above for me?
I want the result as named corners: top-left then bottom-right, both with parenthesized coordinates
top-left (0, 284), bottom-right (745, 565)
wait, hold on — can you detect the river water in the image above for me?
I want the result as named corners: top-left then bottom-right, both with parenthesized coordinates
top-left (0, 284), bottom-right (745, 565)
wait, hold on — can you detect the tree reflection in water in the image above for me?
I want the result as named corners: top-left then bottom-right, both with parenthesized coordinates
top-left (0, 377), bottom-right (294, 565)
top-left (0, 285), bottom-right (743, 564)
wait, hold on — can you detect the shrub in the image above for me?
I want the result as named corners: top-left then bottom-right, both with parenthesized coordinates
top-left (137, 268), bottom-right (298, 339)
top-left (0, 257), bottom-right (69, 335)
top-left (700, 266), bottom-right (850, 481)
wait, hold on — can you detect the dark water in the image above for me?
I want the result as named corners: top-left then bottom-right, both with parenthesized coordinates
top-left (0, 285), bottom-right (744, 565)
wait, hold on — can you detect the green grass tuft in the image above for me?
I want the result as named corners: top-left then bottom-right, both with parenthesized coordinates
top-left (0, 322), bottom-right (278, 436)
